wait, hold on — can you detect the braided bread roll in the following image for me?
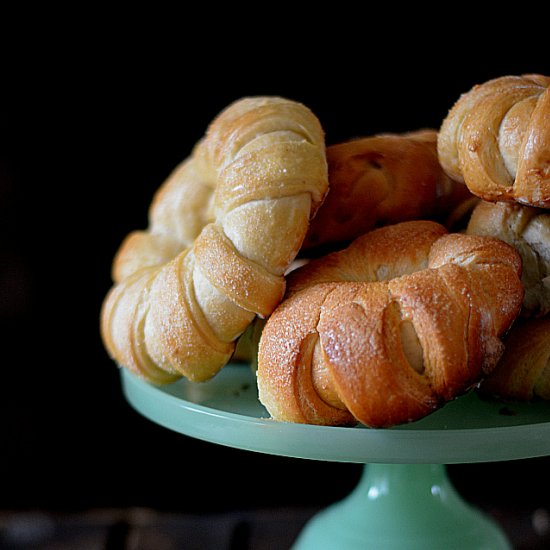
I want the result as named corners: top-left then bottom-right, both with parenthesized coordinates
top-left (302, 129), bottom-right (474, 250)
top-left (101, 97), bottom-right (328, 383)
top-left (467, 200), bottom-right (550, 317)
top-left (257, 221), bottom-right (524, 427)
top-left (479, 316), bottom-right (550, 401)
top-left (437, 74), bottom-right (550, 207)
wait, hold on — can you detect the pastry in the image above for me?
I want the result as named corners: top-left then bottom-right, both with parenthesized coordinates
top-left (257, 221), bottom-right (524, 427)
top-left (480, 316), bottom-right (550, 401)
top-left (303, 129), bottom-right (474, 250)
top-left (100, 97), bottom-right (328, 383)
top-left (467, 200), bottom-right (550, 316)
top-left (438, 74), bottom-right (550, 207)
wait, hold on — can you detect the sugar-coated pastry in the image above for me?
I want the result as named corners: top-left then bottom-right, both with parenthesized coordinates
top-left (101, 97), bottom-right (328, 383)
top-left (257, 221), bottom-right (524, 427)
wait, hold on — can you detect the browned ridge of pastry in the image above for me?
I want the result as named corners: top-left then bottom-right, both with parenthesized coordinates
top-left (257, 220), bottom-right (524, 428)
top-left (467, 200), bottom-right (550, 317)
top-left (438, 74), bottom-right (550, 208)
top-left (302, 129), bottom-right (475, 250)
top-left (480, 316), bottom-right (550, 401)
top-left (100, 97), bottom-right (328, 383)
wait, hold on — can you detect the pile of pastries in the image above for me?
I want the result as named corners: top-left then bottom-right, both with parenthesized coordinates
top-left (100, 75), bottom-right (550, 428)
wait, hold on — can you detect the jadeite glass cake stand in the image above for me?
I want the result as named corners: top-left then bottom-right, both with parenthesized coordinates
top-left (121, 363), bottom-right (550, 549)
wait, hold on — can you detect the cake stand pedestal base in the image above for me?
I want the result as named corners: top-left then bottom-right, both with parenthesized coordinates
top-left (293, 463), bottom-right (510, 550)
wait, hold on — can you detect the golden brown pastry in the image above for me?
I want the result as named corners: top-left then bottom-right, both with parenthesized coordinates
top-left (302, 129), bottom-right (475, 250)
top-left (467, 200), bottom-right (550, 316)
top-left (257, 221), bottom-right (524, 427)
top-left (438, 74), bottom-right (550, 207)
top-left (480, 316), bottom-right (550, 401)
top-left (100, 97), bottom-right (328, 383)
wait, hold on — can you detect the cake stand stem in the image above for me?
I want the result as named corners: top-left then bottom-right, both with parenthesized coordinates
top-left (292, 463), bottom-right (511, 550)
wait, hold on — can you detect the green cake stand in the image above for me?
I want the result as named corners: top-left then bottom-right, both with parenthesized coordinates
top-left (121, 363), bottom-right (550, 549)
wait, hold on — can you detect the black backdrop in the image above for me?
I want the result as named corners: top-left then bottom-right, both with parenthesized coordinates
top-left (2, 23), bottom-right (549, 519)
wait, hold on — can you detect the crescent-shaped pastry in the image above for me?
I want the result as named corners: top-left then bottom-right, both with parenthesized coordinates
top-left (438, 74), bottom-right (550, 207)
top-left (257, 221), bottom-right (523, 427)
top-left (101, 97), bottom-right (328, 383)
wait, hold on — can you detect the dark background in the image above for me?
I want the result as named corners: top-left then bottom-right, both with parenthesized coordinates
top-left (1, 18), bottom-right (549, 542)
